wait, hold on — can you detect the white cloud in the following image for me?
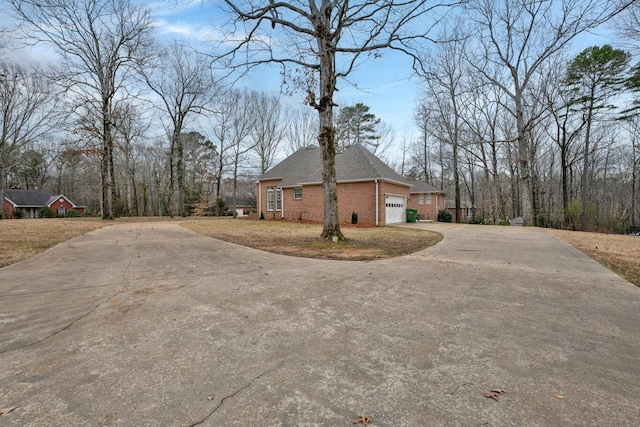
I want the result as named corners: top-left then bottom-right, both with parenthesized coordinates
top-left (154, 19), bottom-right (226, 42)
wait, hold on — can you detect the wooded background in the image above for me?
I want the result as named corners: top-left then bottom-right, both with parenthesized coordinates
top-left (1, 0), bottom-right (639, 233)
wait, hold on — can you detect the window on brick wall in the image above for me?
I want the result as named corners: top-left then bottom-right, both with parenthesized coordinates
top-left (293, 187), bottom-right (302, 199)
top-left (275, 187), bottom-right (282, 210)
top-left (267, 187), bottom-right (274, 211)
top-left (419, 193), bottom-right (424, 204)
top-left (426, 194), bottom-right (432, 204)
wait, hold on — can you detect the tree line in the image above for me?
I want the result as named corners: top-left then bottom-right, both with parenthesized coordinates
top-left (1, 0), bottom-right (639, 235)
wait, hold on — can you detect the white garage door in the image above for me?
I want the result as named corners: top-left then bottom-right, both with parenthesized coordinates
top-left (385, 195), bottom-right (406, 224)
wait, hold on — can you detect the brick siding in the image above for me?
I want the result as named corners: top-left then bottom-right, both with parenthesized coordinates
top-left (257, 179), bottom-right (411, 226)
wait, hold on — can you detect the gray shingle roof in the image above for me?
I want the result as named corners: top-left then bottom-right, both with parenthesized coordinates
top-left (407, 180), bottom-right (444, 194)
top-left (4, 189), bottom-right (55, 207)
top-left (260, 144), bottom-right (410, 187)
top-left (3, 189), bottom-right (84, 208)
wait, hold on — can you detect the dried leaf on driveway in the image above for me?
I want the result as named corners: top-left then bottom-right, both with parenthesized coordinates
top-left (483, 390), bottom-right (500, 401)
top-left (353, 414), bottom-right (372, 426)
top-left (0, 406), bottom-right (18, 416)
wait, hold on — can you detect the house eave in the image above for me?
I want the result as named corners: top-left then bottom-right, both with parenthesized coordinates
top-left (280, 178), bottom-right (412, 188)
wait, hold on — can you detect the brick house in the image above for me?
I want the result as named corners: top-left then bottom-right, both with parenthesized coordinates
top-left (256, 144), bottom-right (412, 226)
top-left (3, 189), bottom-right (85, 218)
top-left (446, 200), bottom-right (473, 223)
top-left (406, 181), bottom-right (446, 221)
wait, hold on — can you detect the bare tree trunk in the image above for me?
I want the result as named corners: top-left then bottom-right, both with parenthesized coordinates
top-left (102, 102), bottom-right (114, 220)
top-left (314, 21), bottom-right (342, 240)
top-left (177, 134), bottom-right (185, 217)
top-left (581, 96), bottom-right (595, 231)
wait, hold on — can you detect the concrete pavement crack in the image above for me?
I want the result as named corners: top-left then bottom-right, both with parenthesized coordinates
top-left (0, 260), bottom-right (134, 355)
top-left (188, 366), bottom-right (279, 427)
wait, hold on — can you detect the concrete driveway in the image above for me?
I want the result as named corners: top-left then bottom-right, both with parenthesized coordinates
top-left (1, 221), bottom-right (639, 426)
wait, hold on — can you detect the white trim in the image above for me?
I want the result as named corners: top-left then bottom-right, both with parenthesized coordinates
top-left (375, 179), bottom-right (379, 226)
top-left (292, 178), bottom-right (412, 188)
top-left (280, 187), bottom-right (284, 218)
top-left (258, 181), bottom-right (262, 215)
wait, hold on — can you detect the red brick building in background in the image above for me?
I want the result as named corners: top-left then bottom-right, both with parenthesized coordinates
top-left (406, 181), bottom-right (446, 222)
top-left (3, 189), bottom-right (85, 218)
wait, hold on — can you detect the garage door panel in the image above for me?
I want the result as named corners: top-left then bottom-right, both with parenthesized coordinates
top-left (385, 195), bottom-right (405, 224)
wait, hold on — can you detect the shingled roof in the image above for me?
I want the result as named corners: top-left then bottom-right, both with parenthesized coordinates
top-left (4, 189), bottom-right (57, 207)
top-left (4, 189), bottom-right (84, 208)
top-left (260, 144), bottom-right (411, 187)
top-left (406, 180), bottom-right (445, 194)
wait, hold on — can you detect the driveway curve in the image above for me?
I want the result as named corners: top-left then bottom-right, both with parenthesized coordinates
top-left (0, 221), bottom-right (639, 426)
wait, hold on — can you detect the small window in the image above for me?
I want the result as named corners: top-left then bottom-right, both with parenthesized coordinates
top-left (419, 194), bottom-right (424, 204)
top-left (426, 194), bottom-right (432, 205)
top-left (57, 207), bottom-right (65, 216)
top-left (293, 188), bottom-right (302, 200)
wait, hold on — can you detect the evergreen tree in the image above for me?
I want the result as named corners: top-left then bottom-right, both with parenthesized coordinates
top-left (565, 44), bottom-right (631, 231)
top-left (336, 103), bottom-right (381, 152)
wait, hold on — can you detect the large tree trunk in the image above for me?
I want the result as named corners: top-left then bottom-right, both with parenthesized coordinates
top-left (315, 21), bottom-right (343, 241)
top-left (168, 128), bottom-right (179, 217)
top-left (177, 134), bottom-right (185, 217)
top-left (102, 100), bottom-right (114, 220)
top-left (514, 88), bottom-right (532, 224)
top-left (453, 139), bottom-right (461, 223)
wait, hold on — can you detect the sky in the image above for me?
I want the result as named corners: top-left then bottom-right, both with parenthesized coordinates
top-left (147, 0), bottom-right (425, 143)
top-left (5, 0), bottom-right (625, 159)
top-left (144, 0), bottom-right (622, 149)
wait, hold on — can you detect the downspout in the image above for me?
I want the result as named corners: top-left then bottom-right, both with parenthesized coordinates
top-left (281, 187), bottom-right (284, 219)
top-left (375, 179), bottom-right (379, 226)
top-left (258, 181), bottom-right (261, 217)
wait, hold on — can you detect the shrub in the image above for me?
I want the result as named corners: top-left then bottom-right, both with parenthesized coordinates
top-left (66, 209), bottom-right (81, 218)
top-left (437, 209), bottom-right (452, 222)
top-left (39, 206), bottom-right (55, 218)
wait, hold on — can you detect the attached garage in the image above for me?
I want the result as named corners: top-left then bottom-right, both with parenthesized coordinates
top-left (257, 144), bottom-right (414, 226)
top-left (385, 194), bottom-right (406, 224)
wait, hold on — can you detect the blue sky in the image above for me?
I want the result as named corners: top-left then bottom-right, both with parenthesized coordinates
top-left (7, 0), bottom-right (622, 155)
top-left (146, 0), bottom-right (622, 147)
top-left (148, 0), bottom-right (424, 142)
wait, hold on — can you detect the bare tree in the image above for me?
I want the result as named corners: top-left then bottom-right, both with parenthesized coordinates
top-left (220, 0), bottom-right (462, 240)
top-left (464, 0), bottom-right (632, 224)
top-left (227, 90), bottom-right (256, 215)
top-left (112, 101), bottom-right (150, 216)
top-left (412, 101), bottom-right (434, 184)
top-left (0, 61), bottom-right (60, 215)
top-left (250, 90), bottom-right (285, 174)
top-left (283, 106), bottom-right (318, 155)
top-left (209, 88), bottom-right (255, 215)
top-left (140, 41), bottom-right (216, 217)
top-left (9, 0), bottom-right (154, 220)
top-left (418, 23), bottom-right (470, 222)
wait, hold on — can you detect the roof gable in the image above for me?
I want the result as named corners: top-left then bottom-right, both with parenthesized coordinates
top-left (260, 144), bottom-right (410, 187)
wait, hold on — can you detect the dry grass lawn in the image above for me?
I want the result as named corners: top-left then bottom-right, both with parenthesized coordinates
top-left (182, 219), bottom-right (443, 260)
top-left (546, 229), bottom-right (640, 287)
top-left (0, 218), bottom-right (108, 268)
top-left (1, 217), bottom-right (638, 288)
